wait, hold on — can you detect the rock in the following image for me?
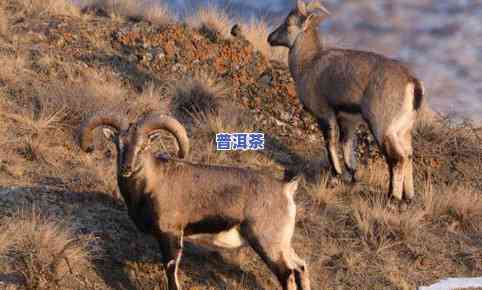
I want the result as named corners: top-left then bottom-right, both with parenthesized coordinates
top-left (142, 52), bottom-right (153, 63)
top-left (231, 24), bottom-right (242, 38)
top-left (127, 54), bottom-right (137, 62)
top-left (279, 111), bottom-right (290, 122)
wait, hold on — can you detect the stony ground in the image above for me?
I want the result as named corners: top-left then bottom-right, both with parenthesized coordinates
top-left (0, 1), bottom-right (481, 290)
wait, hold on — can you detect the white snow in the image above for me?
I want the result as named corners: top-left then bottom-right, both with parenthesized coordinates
top-left (419, 277), bottom-right (482, 290)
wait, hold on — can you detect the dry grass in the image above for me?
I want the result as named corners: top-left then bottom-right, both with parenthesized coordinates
top-left (414, 116), bottom-right (482, 187)
top-left (305, 173), bottom-right (343, 208)
top-left (0, 64), bottom-right (124, 133)
top-left (0, 208), bottom-right (93, 289)
top-left (186, 9), bottom-right (288, 61)
top-left (351, 195), bottom-right (426, 251)
top-left (171, 75), bottom-right (227, 122)
top-left (81, 0), bottom-right (173, 25)
top-left (0, 7), bottom-right (8, 38)
top-left (142, 4), bottom-right (173, 26)
top-left (424, 180), bottom-right (482, 231)
top-left (238, 18), bottom-right (288, 63)
top-left (190, 106), bottom-right (257, 166)
top-left (186, 5), bottom-right (232, 40)
top-left (0, 50), bottom-right (127, 191)
top-left (0, 2), bottom-right (481, 289)
top-left (0, 53), bottom-right (29, 83)
top-left (78, 69), bottom-right (127, 115)
top-left (359, 159), bottom-right (390, 192)
top-left (131, 81), bottom-right (169, 116)
top-left (17, 0), bottom-right (80, 17)
top-left (169, 75), bottom-right (277, 170)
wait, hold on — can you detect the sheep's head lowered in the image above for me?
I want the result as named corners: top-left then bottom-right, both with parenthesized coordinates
top-left (80, 114), bottom-right (190, 177)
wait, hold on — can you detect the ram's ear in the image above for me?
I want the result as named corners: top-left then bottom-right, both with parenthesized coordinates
top-left (103, 127), bottom-right (117, 143)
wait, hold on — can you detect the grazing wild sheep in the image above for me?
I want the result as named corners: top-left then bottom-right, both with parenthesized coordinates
top-left (268, 0), bottom-right (425, 201)
top-left (80, 113), bottom-right (310, 290)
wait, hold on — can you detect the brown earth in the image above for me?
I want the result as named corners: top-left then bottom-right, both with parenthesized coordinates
top-left (0, 1), bottom-right (481, 290)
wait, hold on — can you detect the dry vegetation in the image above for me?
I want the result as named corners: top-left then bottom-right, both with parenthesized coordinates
top-left (80, 0), bottom-right (173, 25)
top-left (0, 7), bottom-right (8, 38)
top-left (0, 0), bottom-right (481, 289)
top-left (186, 4), bottom-right (233, 40)
top-left (238, 18), bottom-right (289, 64)
top-left (0, 209), bottom-right (94, 289)
top-left (16, 0), bottom-right (80, 17)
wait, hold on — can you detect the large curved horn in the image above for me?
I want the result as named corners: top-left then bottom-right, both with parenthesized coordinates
top-left (306, 1), bottom-right (330, 15)
top-left (80, 114), bottom-right (126, 153)
top-left (138, 114), bottom-right (190, 159)
top-left (296, 0), bottom-right (307, 16)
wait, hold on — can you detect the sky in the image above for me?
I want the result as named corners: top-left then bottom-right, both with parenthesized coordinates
top-left (162, 0), bottom-right (293, 18)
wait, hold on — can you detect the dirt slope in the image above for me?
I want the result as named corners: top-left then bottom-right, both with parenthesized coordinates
top-left (0, 1), bottom-right (481, 289)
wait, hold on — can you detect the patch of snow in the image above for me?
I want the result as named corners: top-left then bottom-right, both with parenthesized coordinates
top-left (419, 277), bottom-right (482, 290)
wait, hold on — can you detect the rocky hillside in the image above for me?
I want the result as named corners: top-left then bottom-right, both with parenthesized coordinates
top-left (0, 1), bottom-right (481, 289)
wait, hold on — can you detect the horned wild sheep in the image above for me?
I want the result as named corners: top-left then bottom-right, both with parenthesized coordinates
top-left (268, 0), bottom-right (425, 202)
top-left (80, 113), bottom-right (311, 290)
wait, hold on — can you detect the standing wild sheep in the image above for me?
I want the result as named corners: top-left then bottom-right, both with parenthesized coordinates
top-left (80, 113), bottom-right (310, 290)
top-left (268, 0), bottom-right (425, 201)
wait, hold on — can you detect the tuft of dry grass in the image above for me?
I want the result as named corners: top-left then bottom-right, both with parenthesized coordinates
top-left (423, 179), bottom-right (482, 231)
top-left (186, 5), bottom-right (232, 40)
top-left (0, 51), bottom-right (128, 190)
top-left (0, 7), bottom-right (8, 37)
top-left (79, 69), bottom-right (127, 115)
top-left (305, 173), bottom-right (343, 208)
top-left (18, 0), bottom-right (80, 17)
top-left (359, 159), bottom-right (389, 192)
top-left (171, 75), bottom-right (227, 122)
top-left (131, 81), bottom-right (169, 116)
top-left (190, 106), bottom-right (255, 166)
top-left (0, 208), bottom-right (94, 289)
top-left (238, 18), bottom-right (288, 63)
top-left (414, 116), bottom-right (482, 187)
top-left (0, 53), bottom-right (29, 83)
top-left (0, 64), bottom-right (124, 134)
top-left (81, 0), bottom-right (173, 25)
top-left (142, 3), bottom-right (173, 26)
top-left (350, 196), bottom-right (426, 251)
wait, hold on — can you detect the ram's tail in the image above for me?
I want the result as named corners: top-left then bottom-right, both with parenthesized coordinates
top-left (283, 175), bottom-right (302, 198)
top-left (412, 78), bottom-right (425, 111)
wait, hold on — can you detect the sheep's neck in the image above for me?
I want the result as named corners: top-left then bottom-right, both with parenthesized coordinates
top-left (289, 27), bottom-right (323, 82)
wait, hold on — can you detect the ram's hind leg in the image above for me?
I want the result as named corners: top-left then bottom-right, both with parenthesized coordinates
top-left (241, 205), bottom-right (310, 290)
top-left (383, 129), bottom-right (408, 201)
top-left (401, 123), bottom-right (416, 201)
top-left (382, 106), bottom-right (416, 201)
top-left (241, 228), bottom-right (310, 289)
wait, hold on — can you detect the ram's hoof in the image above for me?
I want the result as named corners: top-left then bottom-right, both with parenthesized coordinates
top-left (341, 170), bottom-right (358, 184)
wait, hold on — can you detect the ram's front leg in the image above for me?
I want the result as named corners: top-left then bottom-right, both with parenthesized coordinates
top-left (338, 112), bottom-right (362, 183)
top-left (158, 231), bottom-right (184, 290)
top-left (317, 115), bottom-right (343, 180)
